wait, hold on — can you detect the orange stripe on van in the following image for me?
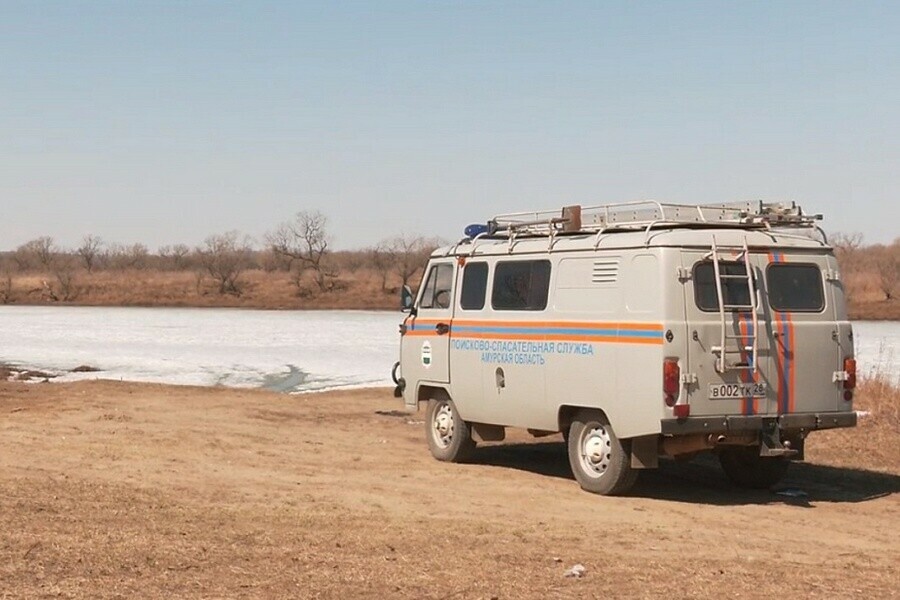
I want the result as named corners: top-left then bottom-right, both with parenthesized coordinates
top-left (450, 319), bottom-right (664, 330)
top-left (453, 331), bottom-right (663, 345)
top-left (768, 251), bottom-right (795, 414)
top-left (737, 313), bottom-right (756, 415)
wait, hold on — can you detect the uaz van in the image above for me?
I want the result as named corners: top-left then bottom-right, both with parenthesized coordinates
top-left (393, 201), bottom-right (857, 495)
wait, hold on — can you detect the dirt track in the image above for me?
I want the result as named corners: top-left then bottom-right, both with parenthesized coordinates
top-left (1, 381), bottom-right (898, 599)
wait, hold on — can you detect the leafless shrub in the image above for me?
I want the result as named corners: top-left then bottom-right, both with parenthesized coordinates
top-left (874, 241), bottom-right (900, 300)
top-left (197, 231), bottom-right (254, 295)
top-left (77, 234), bottom-right (104, 273)
top-left (832, 232), bottom-right (864, 273)
top-left (331, 250), bottom-right (368, 273)
top-left (159, 243), bottom-right (192, 271)
top-left (194, 269), bottom-right (206, 295)
top-left (15, 237), bottom-right (56, 270)
top-left (375, 234), bottom-right (442, 292)
top-left (0, 268), bottom-right (12, 304)
top-left (41, 255), bottom-right (80, 302)
top-left (268, 210), bottom-right (338, 293)
top-left (257, 248), bottom-right (292, 273)
top-left (105, 243), bottom-right (150, 270)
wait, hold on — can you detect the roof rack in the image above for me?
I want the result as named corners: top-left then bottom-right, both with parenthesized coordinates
top-left (487, 200), bottom-right (822, 237)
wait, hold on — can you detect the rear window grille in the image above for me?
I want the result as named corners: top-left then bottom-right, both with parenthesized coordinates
top-left (592, 259), bottom-right (620, 284)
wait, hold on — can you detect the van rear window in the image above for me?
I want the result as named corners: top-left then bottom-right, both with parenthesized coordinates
top-left (693, 262), bottom-right (752, 312)
top-left (767, 264), bottom-right (824, 312)
top-left (492, 260), bottom-right (551, 311)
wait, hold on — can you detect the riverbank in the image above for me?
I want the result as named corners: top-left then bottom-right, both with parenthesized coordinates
top-left (0, 380), bottom-right (897, 598)
top-left (0, 269), bottom-right (399, 311)
top-left (3, 268), bottom-right (899, 318)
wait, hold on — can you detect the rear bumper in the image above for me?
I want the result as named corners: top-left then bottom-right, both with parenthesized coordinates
top-left (660, 411), bottom-right (857, 436)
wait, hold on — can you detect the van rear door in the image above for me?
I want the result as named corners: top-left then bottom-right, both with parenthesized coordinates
top-left (683, 249), bottom-right (843, 417)
top-left (763, 252), bottom-right (843, 414)
top-left (682, 250), bottom-right (777, 417)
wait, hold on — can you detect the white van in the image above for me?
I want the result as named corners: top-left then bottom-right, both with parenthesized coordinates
top-left (393, 201), bottom-right (857, 495)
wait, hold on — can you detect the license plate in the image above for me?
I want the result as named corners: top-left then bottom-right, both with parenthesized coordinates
top-left (708, 382), bottom-right (767, 400)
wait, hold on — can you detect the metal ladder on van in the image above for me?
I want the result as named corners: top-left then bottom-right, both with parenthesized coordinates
top-left (708, 236), bottom-right (759, 374)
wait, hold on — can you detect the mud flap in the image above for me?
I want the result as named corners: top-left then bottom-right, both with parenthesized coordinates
top-left (630, 435), bottom-right (659, 469)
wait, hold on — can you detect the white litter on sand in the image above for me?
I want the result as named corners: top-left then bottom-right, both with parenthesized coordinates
top-left (564, 564), bottom-right (586, 578)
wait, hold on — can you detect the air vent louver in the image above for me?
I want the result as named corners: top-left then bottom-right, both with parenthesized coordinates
top-left (592, 258), bottom-right (619, 284)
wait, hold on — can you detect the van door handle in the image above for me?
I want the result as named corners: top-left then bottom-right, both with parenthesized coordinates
top-left (435, 323), bottom-right (450, 335)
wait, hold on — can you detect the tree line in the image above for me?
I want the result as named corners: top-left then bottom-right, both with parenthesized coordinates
top-left (1, 217), bottom-right (897, 307)
top-left (0, 210), bottom-right (443, 303)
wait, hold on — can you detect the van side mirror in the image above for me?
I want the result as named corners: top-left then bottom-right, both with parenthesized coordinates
top-left (401, 285), bottom-right (415, 313)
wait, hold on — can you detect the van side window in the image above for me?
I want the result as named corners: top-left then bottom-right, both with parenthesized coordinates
top-left (419, 263), bottom-right (454, 309)
top-left (767, 264), bottom-right (824, 312)
top-left (693, 262), bottom-right (751, 312)
top-left (460, 262), bottom-right (488, 310)
top-left (492, 260), bottom-right (551, 311)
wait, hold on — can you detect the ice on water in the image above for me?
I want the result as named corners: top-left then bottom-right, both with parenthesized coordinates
top-left (0, 306), bottom-right (896, 391)
top-left (0, 306), bottom-right (401, 392)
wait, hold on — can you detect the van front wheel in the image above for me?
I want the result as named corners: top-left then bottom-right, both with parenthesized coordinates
top-left (567, 410), bottom-right (637, 496)
top-left (425, 398), bottom-right (475, 463)
top-left (719, 446), bottom-right (789, 489)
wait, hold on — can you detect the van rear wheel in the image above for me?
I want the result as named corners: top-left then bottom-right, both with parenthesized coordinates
top-left (425, 398), bottom-right (475, 463)
top-left (719, 446), bottom-right (789, 489)
top-left (567, 410), bottom-right (637, 496)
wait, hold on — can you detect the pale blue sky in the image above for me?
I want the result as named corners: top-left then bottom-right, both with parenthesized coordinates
top-left (2, 1), bottom-right (898, 250)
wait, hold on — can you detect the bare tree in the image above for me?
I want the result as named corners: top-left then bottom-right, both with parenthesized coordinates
top-left (124, 243), bottom-right (149, 269)
top-left (0, 268), bottom-right (12, 304)
top-left (15, 237), bottom-right (56, 270)
top-left (831, 232), bottom-right (864, 273)
top-left (42, 255), bottom-right (80, 302)
top-left (159, 243), bottom-right (192, 270)
top-left (268, 210), bottom-right (337, 292)
top-left (875, 241), bottom-right (900, 300)
top-left (77, 234), bottom-right (104, 273)
top-left (370, 245), bottom-right (393, 292)
top-left (105, 243), bottom-right (150, 270)
top-left (197, 231), bottom-right (253, 295)
top-left (55, 260), bottom-right (79, 301)
top-left (377, 234), bottom-right (442, 291)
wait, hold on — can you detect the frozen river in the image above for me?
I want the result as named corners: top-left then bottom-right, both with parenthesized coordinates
top-left (0, 306), bottom-right (401, 392)
top-left (0, 306), bottom-right (897, 392)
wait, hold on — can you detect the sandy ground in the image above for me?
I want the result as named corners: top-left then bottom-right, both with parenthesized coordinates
top-left (1, 381), bottom-right (898, 599)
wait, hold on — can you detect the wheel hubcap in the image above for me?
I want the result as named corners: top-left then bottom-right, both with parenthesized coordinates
top-left (432, 404), bottom-right (454, 448)
top-left (580, 426), bottom-right (611, 477)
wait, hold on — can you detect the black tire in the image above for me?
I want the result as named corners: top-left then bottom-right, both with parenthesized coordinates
top-left (567, 410), bottom-right (638, 496)
top-left (719, 446), bottom-right (790, 489)
top-left (391, 361), bottom-right (401, 385)
top-left (425, 398), bottom-right (475, 463)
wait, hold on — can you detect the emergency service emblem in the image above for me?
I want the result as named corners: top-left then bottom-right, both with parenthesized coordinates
top-left (421, 341), bottom-right (432, 368)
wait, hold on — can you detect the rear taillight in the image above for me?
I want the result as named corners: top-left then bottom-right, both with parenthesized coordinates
top-left (673, 404), bottom-right (690, 419)
top-left (843, 358), bottom-right (857, 390)
top-left (663, 359), bottom-right (680, 407)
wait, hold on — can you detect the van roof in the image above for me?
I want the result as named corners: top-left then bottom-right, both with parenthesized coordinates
top-left (436, 201), bottom-right (831, 257)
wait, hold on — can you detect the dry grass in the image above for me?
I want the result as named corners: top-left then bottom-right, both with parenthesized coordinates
top-left (1, 381), bottom-right (898, 599)
top-left (4, 266), bottom-right (899, 317)
top-left (809, 374), bottom-right (900, 472)
top-left (1, 268), bottom-right (400, 311)
top-left (1, 234), bottom-right (899, 316)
